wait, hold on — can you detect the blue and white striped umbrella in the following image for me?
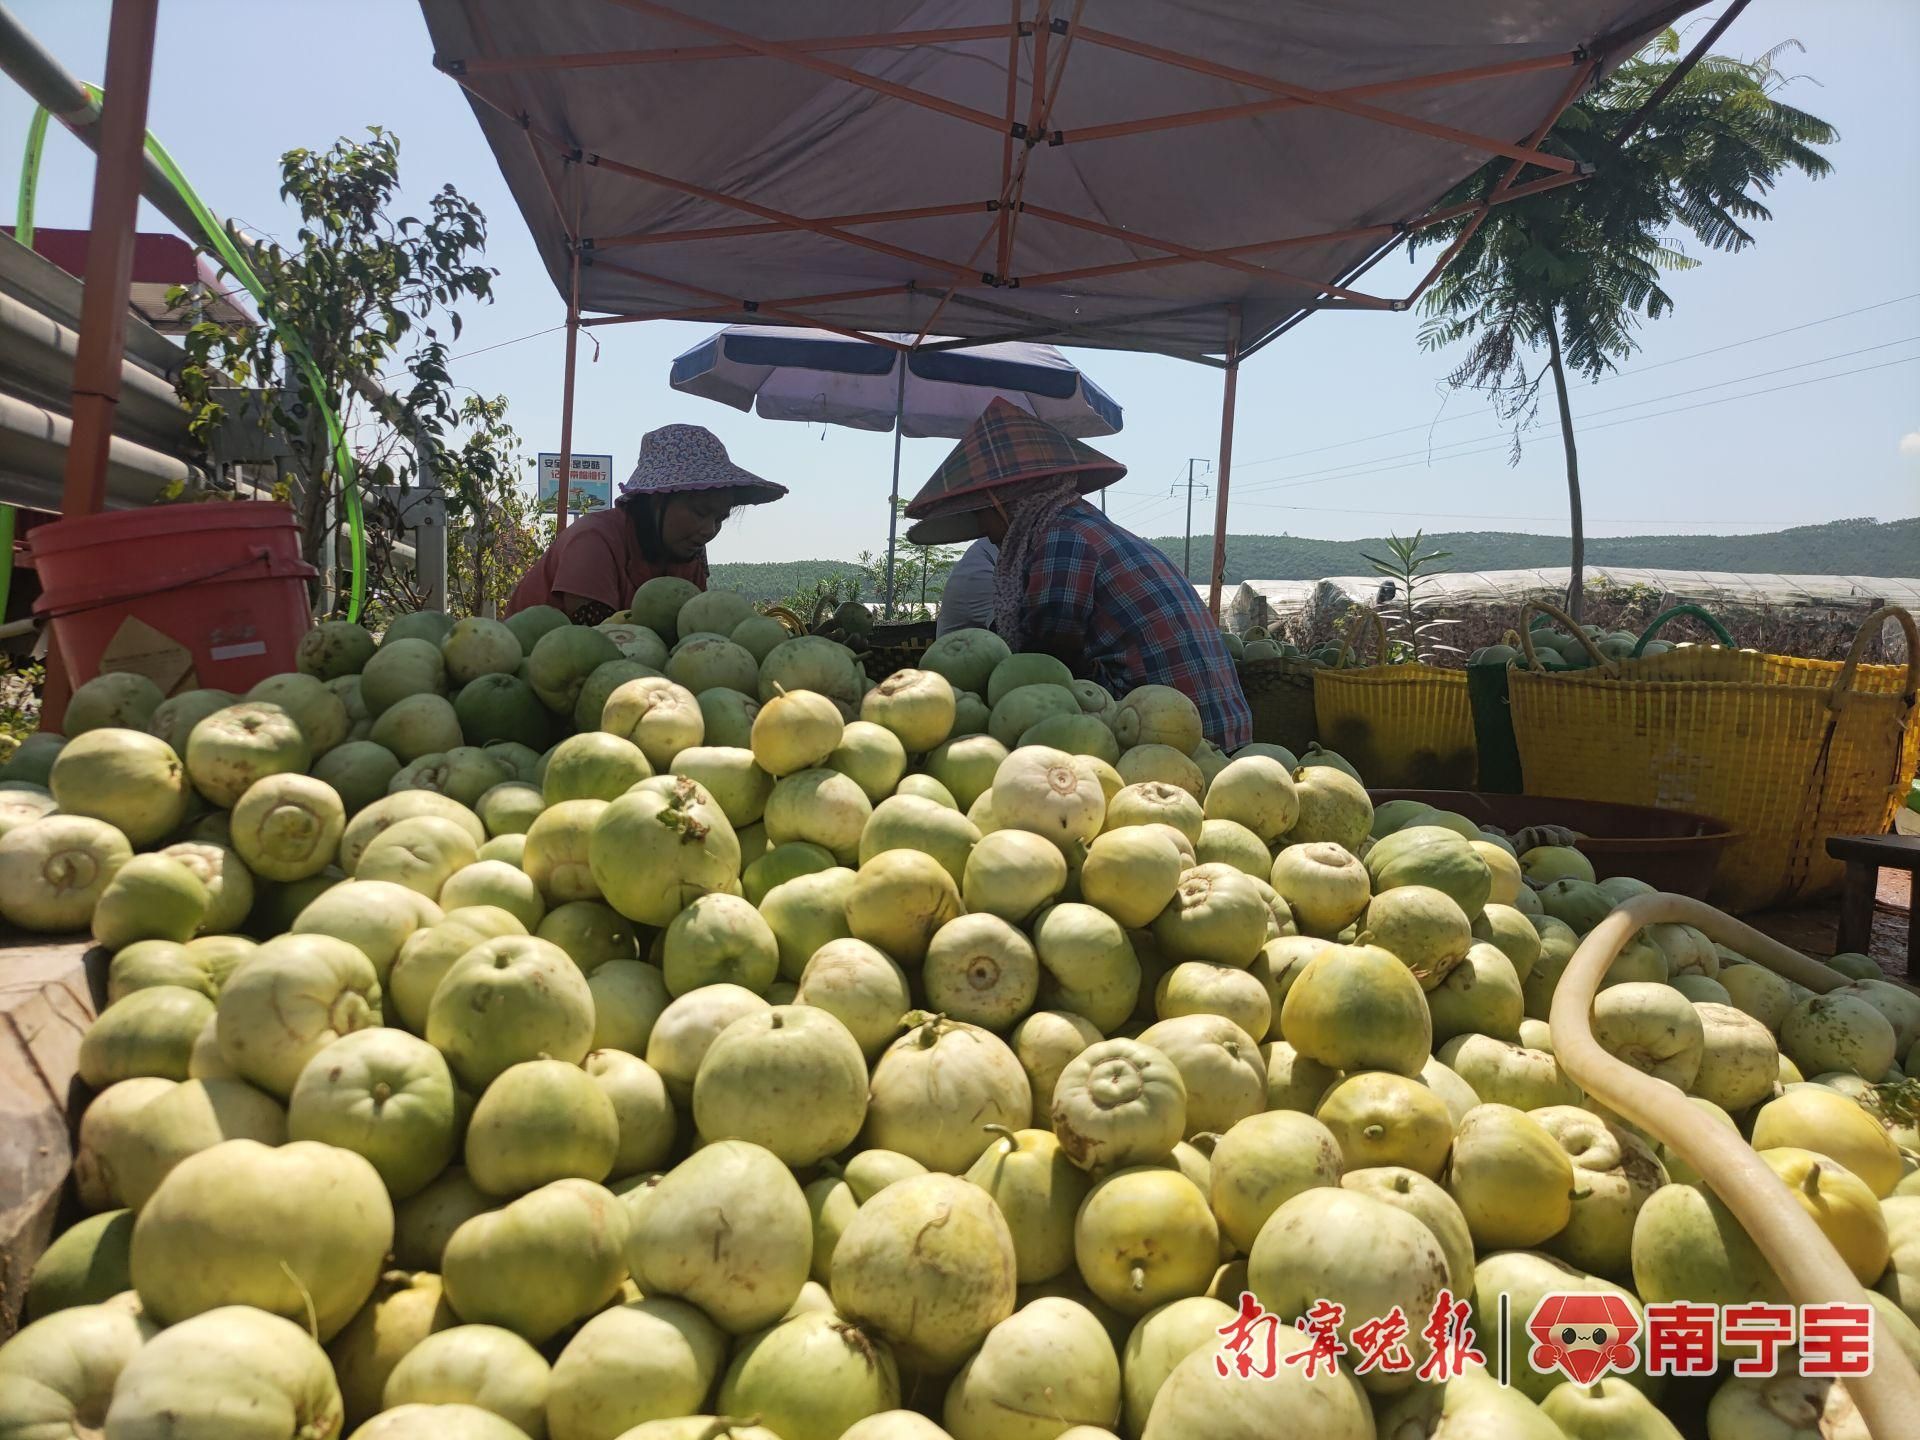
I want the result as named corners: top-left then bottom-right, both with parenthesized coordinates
top-left (669, 325), bottom-right (1121, 615)
top-left (669, 325), bottom-right (1122, 439)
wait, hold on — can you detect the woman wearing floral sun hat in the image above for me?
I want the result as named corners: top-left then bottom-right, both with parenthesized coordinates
top-left (906, 397), bottom-right (1252, 749)
top-left (508, 423), bottom-right (787, 624)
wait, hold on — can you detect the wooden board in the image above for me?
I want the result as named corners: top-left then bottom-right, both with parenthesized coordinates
top-left (0, 934), bottom-right (103, 1337)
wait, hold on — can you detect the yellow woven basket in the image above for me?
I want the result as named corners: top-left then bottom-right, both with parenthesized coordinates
top-left (1510, 602), bottom-right (1920, 913)
top-left (1312, 607), bottom-right (1477, 788)
top-left (1239, 656), bottom-right (1320, 753)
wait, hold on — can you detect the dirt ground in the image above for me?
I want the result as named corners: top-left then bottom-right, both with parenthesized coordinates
top-left (1744, 867), bottom-right (1913, 982)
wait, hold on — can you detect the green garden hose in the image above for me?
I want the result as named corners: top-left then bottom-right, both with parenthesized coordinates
top-left (0, 504), bottom-right (14, 623)
top-left (15, 88), bottom-right (367, 621)
top-left (16, 104), bottom-right (46, 247)
top-left (2, 106), bottom-right (50, 618)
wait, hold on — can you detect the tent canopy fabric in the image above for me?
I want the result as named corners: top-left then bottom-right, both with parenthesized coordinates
top-left (420, 0), bottom-right (1706, 362)
top-left (669, 325), bottom-right (1123, 436)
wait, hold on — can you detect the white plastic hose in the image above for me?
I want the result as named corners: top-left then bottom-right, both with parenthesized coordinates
top-left (1549, 892), bottom-right (1920, 1437)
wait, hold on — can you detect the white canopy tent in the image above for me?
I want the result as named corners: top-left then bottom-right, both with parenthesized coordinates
top-left (419, 0), bottom-right (1722, 608)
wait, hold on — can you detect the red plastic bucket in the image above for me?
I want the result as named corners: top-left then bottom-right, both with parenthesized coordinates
top-left (30, 501), bottom-right (318, 716)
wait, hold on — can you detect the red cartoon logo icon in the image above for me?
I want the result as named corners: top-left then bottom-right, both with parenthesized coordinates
top-left (1527, 1292), bottom-right (1642, 1384)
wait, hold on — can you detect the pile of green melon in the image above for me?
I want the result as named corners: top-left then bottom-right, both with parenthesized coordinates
top-left (0, 576), bottom-right (1915, 1440)
top-left (1469, 621), bottom-right (1676, 669)
top-left (1223, 624), bottom-right (1356, 669)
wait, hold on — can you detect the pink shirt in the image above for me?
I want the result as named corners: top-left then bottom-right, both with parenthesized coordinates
top-left (508, 504), bottom-right (709, 618)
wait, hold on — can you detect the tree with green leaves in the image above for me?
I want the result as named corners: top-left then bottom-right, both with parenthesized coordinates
top-left (434, 394), bottom-right (542, 617)
top-left (861, 498), bottom-right (962, 621)
top-left (173, 128), bottom-right (516, 619)
top-left (1413, 32), bottom-right (1836, 619)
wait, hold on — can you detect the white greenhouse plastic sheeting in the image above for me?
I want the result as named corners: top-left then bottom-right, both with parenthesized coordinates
top-left (1228, 568), bottom-right (1920, 632)
top-left (420, 0), bottom-right (1705, 359)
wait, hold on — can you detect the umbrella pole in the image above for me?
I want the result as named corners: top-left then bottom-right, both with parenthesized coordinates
top-left (552, 181), bottom-right (579, 537)
top-left (555, 291), bottom-right (579, 531)
top-left (882, 360), bottom-right (905, 619)
top-left (1207, 308), bottom-right (1242, 619)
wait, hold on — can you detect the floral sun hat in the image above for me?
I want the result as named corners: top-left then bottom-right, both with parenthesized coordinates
top-left (619, 423), bottom-right (787, 504)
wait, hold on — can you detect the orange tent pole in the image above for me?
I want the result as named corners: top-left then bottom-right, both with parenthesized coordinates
top-left (1060, 51), bottom-right (1581, 144)
top-left (552, 224), bottom-right (579, 529)
top-left (594, 201), bottom-right (986, 250)
top-left (449, 25), bottom-right (1015, 74)
top-left (59, 0), bottom-right (160, 518)
top-left (1074, 26), bottom-right (1576, 174)
top-left (1207, 308), bottom-right (1241, 619)
top-left (602, 0), bottom-right (1009, 133)
top-left (1021, 202), bottom-right (1394, 305)
top-left (991, 0), bottom-right (1022, 284)
top-left (588, 255), bottom-right (913, 348)
top-left (453, 75), bottom-right (984, 287)
top-left (579, 284), bottom-right (911, 327)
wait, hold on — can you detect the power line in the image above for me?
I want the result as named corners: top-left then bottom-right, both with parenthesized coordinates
top-left (1040, 352), bottom-right (1917, 535)
top-left (1111, 490), bottom-right (1184, 525)
top-left (1109, 463), bottom-right (1205, 525)
top-left (1614, 295), bottom-right (1919, 379)
top-left (1238, 338), bottom-right (1920, 494)
top-left (1233, 347), bottom-right (1920, 497)
top-left (1232, 355), bottom-right (1919, 500)
top-left (447, 324), bottom-right (566, 361)
top-left (1121, 337), bottom-right (1912, 537)
top-left (1233, 292), bottom-right (1920, 471)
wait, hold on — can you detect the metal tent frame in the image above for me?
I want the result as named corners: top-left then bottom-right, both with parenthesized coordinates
top-left (422, 0), bottom-right (1719, 612)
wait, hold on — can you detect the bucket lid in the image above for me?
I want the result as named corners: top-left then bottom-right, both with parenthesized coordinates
top-left (25, 500), bottom-right (302, 560)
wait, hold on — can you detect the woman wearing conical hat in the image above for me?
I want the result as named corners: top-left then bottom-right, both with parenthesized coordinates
top-left (907, 398), bottom-right (1252, 749)
top-left (509, 423), bottom-right (787, 623)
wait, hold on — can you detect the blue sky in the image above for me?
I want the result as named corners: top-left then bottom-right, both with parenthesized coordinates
top-left (3, 1), bottom-right (1916, 566)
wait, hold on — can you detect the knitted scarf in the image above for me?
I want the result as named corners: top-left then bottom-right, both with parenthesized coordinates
top-left (991, 479), bottom-right (1082, 645)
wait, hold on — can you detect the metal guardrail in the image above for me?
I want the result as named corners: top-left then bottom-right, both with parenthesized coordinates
top-left (0, 4), bottom-right (451, 620)
top-left (0, 233), bottom-right (214, 513)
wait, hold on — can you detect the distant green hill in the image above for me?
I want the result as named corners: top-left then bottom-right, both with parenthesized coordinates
top-left (707, 559), bottom-right (866, 602)
top-left (710, 516), bottom-right (1920, 600)
top-left (1145, 516), bottom-right (1920, 586)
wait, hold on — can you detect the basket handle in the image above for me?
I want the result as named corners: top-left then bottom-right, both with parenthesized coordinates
top-left (1334, 606), bottom-right (1391, 668)
top-left (761, 605), bottom-right (806, 638)
top-left (1829, 604), bottom-right (1920, 712)
top-left (1516, 599), bottom-right (1616, 675)
top-left (1630, 603), bottom-right (1736, 656)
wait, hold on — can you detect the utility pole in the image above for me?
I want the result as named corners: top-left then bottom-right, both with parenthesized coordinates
top-left (1181, 458), bottom-right (1212, 579)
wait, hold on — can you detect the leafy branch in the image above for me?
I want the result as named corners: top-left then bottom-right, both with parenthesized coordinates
top-left (1360, 530), bottom-right (1461, 665)
top-left (169, 127), bottom-right (520, 618)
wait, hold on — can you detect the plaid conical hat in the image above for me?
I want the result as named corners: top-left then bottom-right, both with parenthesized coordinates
top-left (903, 397), bottom-right (1125, 545)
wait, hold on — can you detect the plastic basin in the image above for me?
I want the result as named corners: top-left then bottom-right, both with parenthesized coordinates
top-left (1367, 788), bottom-right (1737, 899)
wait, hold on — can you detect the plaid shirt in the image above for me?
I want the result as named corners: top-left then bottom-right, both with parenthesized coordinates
top-left (1019, 501), bottom-right (1252, 749)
